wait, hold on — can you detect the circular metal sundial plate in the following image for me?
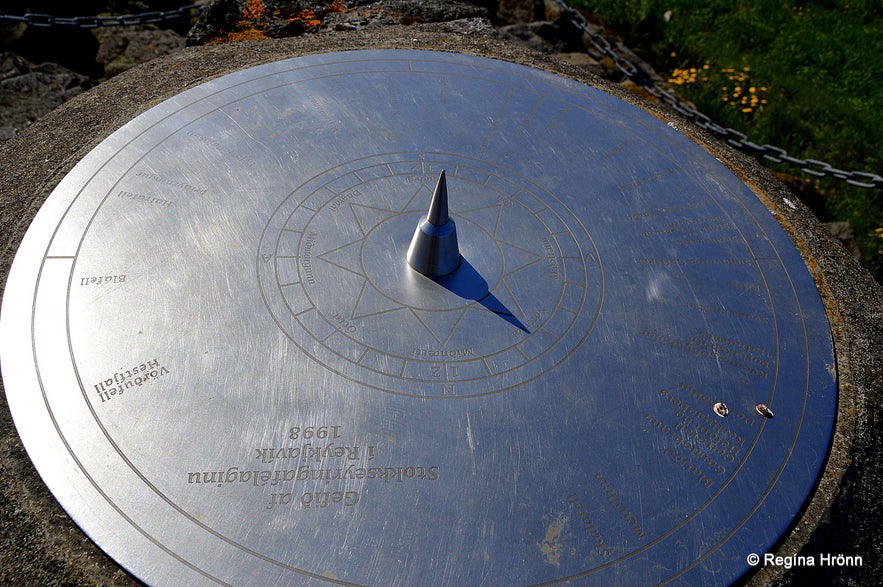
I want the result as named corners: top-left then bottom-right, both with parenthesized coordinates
top-left (0, 50), bottom-right (837, 586)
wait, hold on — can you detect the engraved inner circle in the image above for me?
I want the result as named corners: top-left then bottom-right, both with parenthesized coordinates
top-left (258, 155), bottom-right (602, 395)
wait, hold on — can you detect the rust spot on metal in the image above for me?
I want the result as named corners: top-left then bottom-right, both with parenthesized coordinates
top-left (538, 515), bottom-right (567, 567)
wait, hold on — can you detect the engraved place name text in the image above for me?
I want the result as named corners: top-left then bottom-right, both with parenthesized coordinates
top-left (412, 347), bottom-right (475, 358)
top-left (642, 384), bottom-right (751, 488)
top-left (638, 216), bottom-right (730, 237)
top-left (115, 189), bottom-right (173, 207)
top-left (92, 358), bottom-right (169, 402)
top-left (186, 129), bottom-right (256, 167)
top-left (513, 309), bottom-right (547, 339)
top-left (256, 444), bottom-right (373, 464)
top-left (301, 231), bottom-right (317, 285)
top-left (309, 94), bottom-right (340, 132)
top-left (542, 237), bottom-right (560, 280)
top-left (330, 312), bottom-right (358, 334)
top-left (329, 189), bottom-right (361, 212)
top-left (624, 200), bottom-right (707, 221)
top-left (566, 493), bottom-right (611, 558)
top-left (80, 274), bottom-right (125, 286)
top-left (593, 472), bottom-right (646, 541)
top-left (134, 171), bottom-right (206, 195)
top-left (641, 330), bottom-right (770, 379)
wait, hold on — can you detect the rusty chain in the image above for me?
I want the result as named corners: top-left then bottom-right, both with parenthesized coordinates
top-left (0, 3), bottom-right (205, 28)
top-left (553, 0), bottom-right (882, 189)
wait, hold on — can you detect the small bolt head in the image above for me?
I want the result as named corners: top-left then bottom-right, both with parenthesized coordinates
top-left (713, 402), bottom-right (729, 417)
top-left (755, 403), bottom-right (774, 418)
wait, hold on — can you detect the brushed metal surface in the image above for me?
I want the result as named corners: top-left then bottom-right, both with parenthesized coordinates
top-left (0, 50), bottom-right (837, 586)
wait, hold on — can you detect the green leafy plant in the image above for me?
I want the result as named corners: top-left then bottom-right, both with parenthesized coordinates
top-left (574, 0), bottom-right (883, 281)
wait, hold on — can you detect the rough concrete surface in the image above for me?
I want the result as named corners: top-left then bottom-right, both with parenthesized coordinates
top-left (0, 10), bottom-right (881, 587)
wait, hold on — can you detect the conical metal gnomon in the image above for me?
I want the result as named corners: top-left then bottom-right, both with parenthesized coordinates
top-left (406, 170), bottom-right (461, 276)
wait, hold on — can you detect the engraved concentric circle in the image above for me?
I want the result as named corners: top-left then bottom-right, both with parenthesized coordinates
top-left (258, 153), bottom-right (603, 397)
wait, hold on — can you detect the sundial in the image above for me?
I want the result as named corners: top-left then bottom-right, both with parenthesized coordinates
top-left (0, 50), bottom-right (837, 586)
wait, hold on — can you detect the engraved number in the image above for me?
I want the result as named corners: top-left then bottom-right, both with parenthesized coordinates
top-left (289, 425), bottom-right (342, 440)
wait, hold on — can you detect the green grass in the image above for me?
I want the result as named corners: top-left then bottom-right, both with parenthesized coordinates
top-left (573, 0), bottom-right (883, 280)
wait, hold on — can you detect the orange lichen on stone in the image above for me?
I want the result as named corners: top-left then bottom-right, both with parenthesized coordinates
top-left (222, 29), bottom-right (271, 41)
top-left (209, 0), bottom-right (351, 43)
top-left (293, 9), bottom-right (321, 28)
top-left (242, 0), bottom-right (269, 20)
top-left (286, 0), bottom-right (347, 29)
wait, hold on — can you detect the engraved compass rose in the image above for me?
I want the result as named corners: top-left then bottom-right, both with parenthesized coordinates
top-left (258, 153), bottom-right (603, 397)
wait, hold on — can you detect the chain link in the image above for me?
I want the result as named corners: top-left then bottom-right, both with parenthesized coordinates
top-left (554, 0), bottom-right (882, 189)
top-left (0, 3), bottom-right (205, 29)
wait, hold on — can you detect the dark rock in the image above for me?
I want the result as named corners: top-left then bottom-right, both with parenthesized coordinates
top-left (554, 50), bottom-right (606, 77)
top-left (93, 26), bottom-right (185, 78)
top-left (774, 171), bottom-right (830, 220)
top-left (186, 0), bottom-right (242, 46)
top-left (495, 0), bottom-right (541, 25)
top-left (826, 221), bottom-right (862, 260)
top-left (187, 0), bottom-right (334, 44)
top-left (0, 52), bottom-right (92, 140)
top-left (380, 0), bottom-right (490, 24)
top-left (187, 0), bottom-right (490, 44)
top-left (436, 16), bottom-right (496, 36)
top-left (5, 26), bottom-right (102, 77)
top-left (498, 20), bottom-right (579, 54)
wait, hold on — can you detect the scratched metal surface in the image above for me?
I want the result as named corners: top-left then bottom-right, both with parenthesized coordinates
top-left (0, 50), bottom-right (837, 586)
